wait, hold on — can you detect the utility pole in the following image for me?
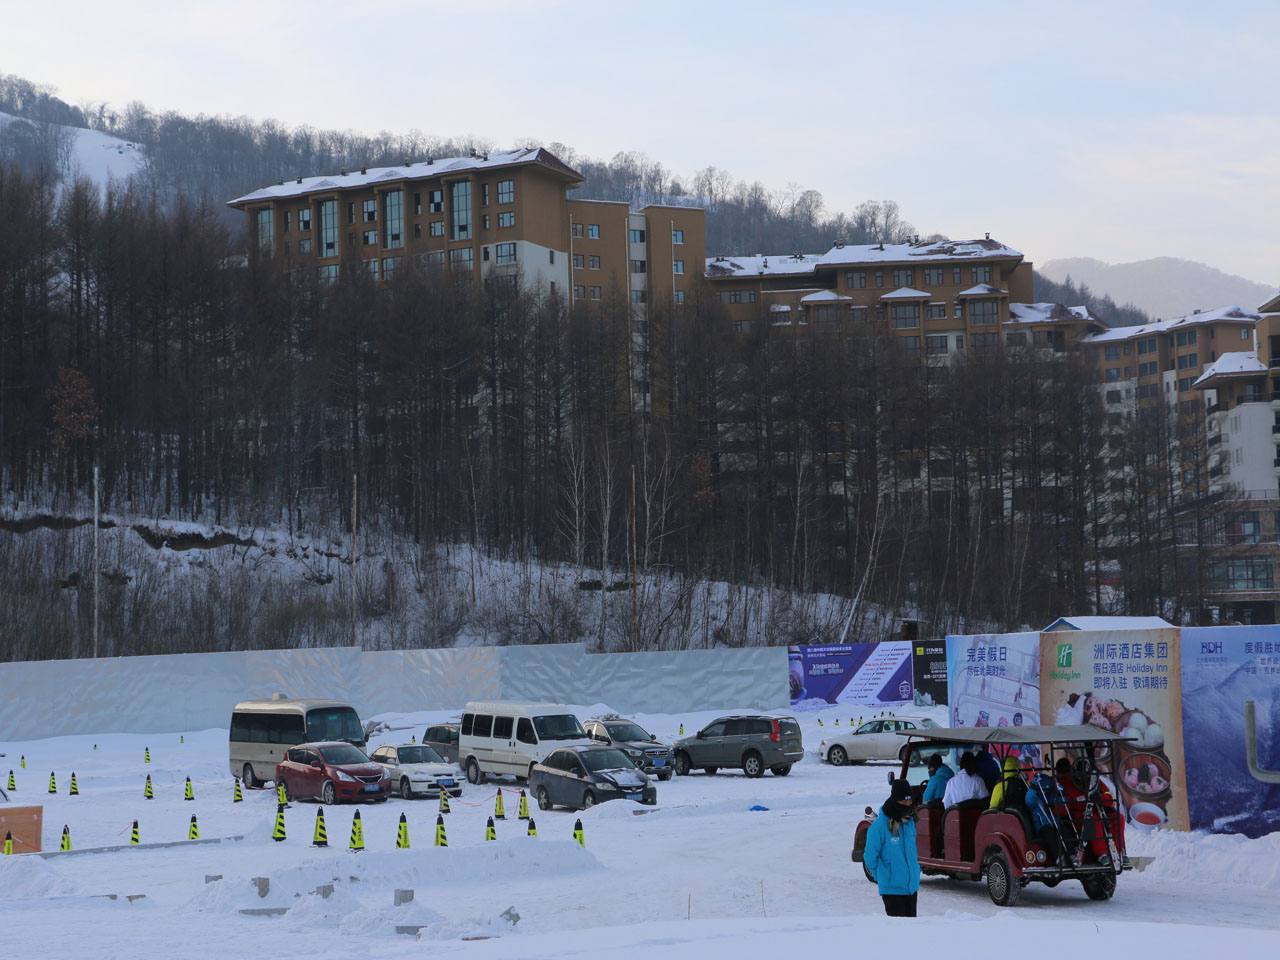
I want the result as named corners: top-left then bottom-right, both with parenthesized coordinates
top-left (351, 472), bottom-right (358, 648)
top-left (93, 464), bottom-right (100, 659)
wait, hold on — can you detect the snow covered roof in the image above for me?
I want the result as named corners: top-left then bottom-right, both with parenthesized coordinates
top-left (880, 287), bottom-right (931, 300)
top-left (227, 147), bottom-right (582, 206)
top-left (957, 283), bottom-right (1005, 297)
top-left (704, 254), bottom-right (820, 279)
top-left (801, 290), bottom-right (852, 303)
top-left (1043, 616), bottom-right (1173, 632)
top-left (1007, 303), bottom-right (1097, 325)
top-left (1192, 351), bottom-right (1268, 388)
top-left (1081, 305), bottom-right (1261, 345)
top-left (817, 236), bottom-right (1021, 267)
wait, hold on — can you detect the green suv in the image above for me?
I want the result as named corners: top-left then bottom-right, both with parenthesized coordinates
top-left (673, 715), bottom-right (804, 778)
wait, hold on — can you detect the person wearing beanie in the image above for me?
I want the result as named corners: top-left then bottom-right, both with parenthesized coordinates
top-left (863, 778), bottom-right (922, 917)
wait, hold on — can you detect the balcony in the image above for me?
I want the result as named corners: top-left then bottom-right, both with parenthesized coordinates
top-left (1208, 432), bottom-right (1222, 446)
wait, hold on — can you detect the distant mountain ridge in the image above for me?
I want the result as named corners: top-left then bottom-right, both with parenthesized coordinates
top-left (1040, 256), bottom-right (1277, 321)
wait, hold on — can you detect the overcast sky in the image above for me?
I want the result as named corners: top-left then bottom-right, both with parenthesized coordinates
top-left (2, 0), bottom-right (1276, 281)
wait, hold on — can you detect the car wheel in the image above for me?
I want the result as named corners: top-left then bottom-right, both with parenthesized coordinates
top-left (400, 778), bottom-right (412, 800)
top-left (467, 758), bottom-right (482, 785)
top-left (242, 763), bottom-right (257, 789)
top-left (770, 764), bottom-right (792, 777)
top-left (742, 752), bottom-right (764, 778)
top-left (702, 767), bottom-right (718, 776)
top-left (828, 745), bottom-right (848, 766)
top-left (322, 781), bottom-right (335, 806)
top-left (1082, 871), bottom-right (1116, 901)
top-left (582, 790), bottom-right (595, 809)
top-left (674, 752), bottom-right (692, 776)
top-left (985, 850), bottom-right (1021, 907)
top-left (537, 786), bottom-right (552, 811)
top-left (658, 771), bottom-right (672, 782)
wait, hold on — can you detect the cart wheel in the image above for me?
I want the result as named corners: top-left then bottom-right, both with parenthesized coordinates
top-left (1082, 871), bottom-right (1116, 901)
top-left (985, 851), bottom-right (1022, 907)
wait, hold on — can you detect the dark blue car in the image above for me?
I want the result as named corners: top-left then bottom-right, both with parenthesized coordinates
top-left (530, 746), bottom-right (657, 811)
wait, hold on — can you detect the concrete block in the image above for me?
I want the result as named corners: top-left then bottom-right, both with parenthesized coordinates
top-left (239, 907), bottom-right (289, 918)
top-left (204, 874), bottom-right (223, 884)
top-left (251, 877), bottom-right (269, 899)
top-left (312, 884), bottom-right (334, 899)
top-left (394, 889), bottom-right (414, 907)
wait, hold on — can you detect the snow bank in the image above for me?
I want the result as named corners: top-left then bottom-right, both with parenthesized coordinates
top-left (1129, 828), bottom-right (1280, 892)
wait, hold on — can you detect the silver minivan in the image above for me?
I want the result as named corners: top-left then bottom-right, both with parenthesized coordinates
top-left (228, 696), bottom-right (365, 788)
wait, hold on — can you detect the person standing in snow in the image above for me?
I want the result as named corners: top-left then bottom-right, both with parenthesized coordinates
top-left (863, 779), bottom-right (922, 917)
top-left (921, 753), bottom-right (953, 806)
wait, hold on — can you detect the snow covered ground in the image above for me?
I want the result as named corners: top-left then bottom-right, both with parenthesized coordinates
top-left (3, 704), bottom-right (1279, 958)
top-left (0, 110), bottom-right (144, 189)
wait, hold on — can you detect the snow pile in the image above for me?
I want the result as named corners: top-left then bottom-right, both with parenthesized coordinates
top-left (1129, 829), bottom-right (1280, 892)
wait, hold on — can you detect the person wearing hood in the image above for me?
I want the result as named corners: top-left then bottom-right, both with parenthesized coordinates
top-left (921, 753), bottom-right (953, 806)
top-left (975, 745), bottom-right (1002, 791)
top-left (863, 778), bottom-right (922, 917)
top-left (989, 755), bottom-right (1028, 810)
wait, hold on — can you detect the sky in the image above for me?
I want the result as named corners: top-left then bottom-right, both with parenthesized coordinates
top-left (1, 0), bottom-right (1277, 282)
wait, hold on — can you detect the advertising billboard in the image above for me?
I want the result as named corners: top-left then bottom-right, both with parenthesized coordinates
top-left (912, 641), bottom-right (949, 706)
top-left (944, 632), bottom-right (1041, 729)
top-left (788, 642), bottom-right (914, 708)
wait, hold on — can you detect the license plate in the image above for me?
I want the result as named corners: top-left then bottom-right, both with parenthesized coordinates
top-left (626, 792), bottom-right (642, 801)
top-left (438, 779), bottom-right (455, 787)
top-left (651, 758), bottom-right (666, 767)
top-left (363, 783), bottom-right (381, 793)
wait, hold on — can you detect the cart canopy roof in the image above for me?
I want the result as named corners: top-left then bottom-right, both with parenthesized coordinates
top-left (896, 724), bottom-right (1133, 746)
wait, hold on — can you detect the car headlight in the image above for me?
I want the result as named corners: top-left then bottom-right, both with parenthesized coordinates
top-left (595, 781), bottom-right (617, 790)
top-left (335, 769), bottom-right (356, 782)
top-left (380, 768), bottom-right (391, 780)
top-left (1036, 850), bottom-right (1047, 864)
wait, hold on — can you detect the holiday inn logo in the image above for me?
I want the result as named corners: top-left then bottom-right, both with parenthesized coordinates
top-left (1050, 641), bottom-right (1081, 681)
top-left (1056, 643), bottom-right (1073, 668)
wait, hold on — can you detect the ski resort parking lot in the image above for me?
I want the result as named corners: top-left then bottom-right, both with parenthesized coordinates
top-left (3, 706), bottom-right (1279, 959)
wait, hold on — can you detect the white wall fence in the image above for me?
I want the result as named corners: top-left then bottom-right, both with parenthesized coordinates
top-left (0, 644), bottom-right (788, 741)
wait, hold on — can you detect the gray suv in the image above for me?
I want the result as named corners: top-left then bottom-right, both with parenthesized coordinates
top-left (673, 715), bottom-right (803, 778)
top-left (584, 716), bottom-right (674, 781)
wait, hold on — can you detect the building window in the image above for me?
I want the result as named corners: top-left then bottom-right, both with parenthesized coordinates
top-left (413, 223), bottom-right (422, 239)
top-left (952, 267), bottom-right (962, 284)
top-left (926, 302), bottom-right (946, 320)
top-left (925, 335), bottom-right (949, 355)
top-left (298, 237), bottom-right (312, 254)
top-left (498, 211), bottom-right (515, 228)
top-left (282, 210), bottom-right (291, 234)
top-left (971, 332), bottom-right (999, 350)
top-left (482, 214), bottom-right (490, 230)
top-left (587, 224), bottom-right (600, 239)
top-left (874, 271), bottom-right (884, 288)
top-left (850, 306), bottom-right (869, 323)
top-left (424, 250), bottom-right (445, 267)
top-left (890, 303), bottom-right (920, 329)
top-left (549, 250), bottom-right (555, 264)
top-left (892, 268), bottom-right (914, 287)
top-left (1177, 376), bottom-right (1195, 391)
top-left (317, 263), bottom-right (338, 284)
top-left (381, 256), bottom-right (400, 278)
top-left (1242, 327), bottom-right (1251, 340)
top-left (449, 247), bottom-right (473, 271)
top-left (430, 220), bottom-right (444, 237)
top-left (630, 259), bottom-right (646, 273)
top-left (1006, 331), bottom-right (1027, 347)
top-left (1104, 367), bottom-right (1121, 382)
top-left (363, 230), bottom-right (377, 246)
top-left (573, 284), bottom-right (586, 299)
top-left (628, 228), bottom-right (646, 243)
top-left (846, 270), bottom-right (867, 289)
top-left (589, 255), bottom-right (600, 269)
top-left (1104, 344), bottom-right (1121, 360)
top-left (971, 265), bottom-right (992, 284)
top-left (673, 259), bottom-right (685, 274)
top-left (319, 200), bottom-right (337, 256)
top-left (923, 267), bottom-right (944, 285)
top-left (297, 207), bottom-right (311, 231)
top-left (450, 181), bottom-right (471, 240)
top-left (572, 222), bottom-right (583, 238)
top-left (428, 190), bottom-right (443, 213)
top-left (899, 336), bottom-right (920, 351)
top-left (481, 183), bottom-right (489, 207)
top-left (361, 199), bottom-right (375, 223)
top-left (347, 202), bottom-right (355, 225)
top-left (413, 192), bottom-right (422, 216)
top-left (497, 179), bottom-right (515, 204)
top-left (495, 242), bottom-right (517, 265)
top-left (573, 254), bottom-right (584, 269)
top-left (675, 290), bottom-right (685, 304)
top-left (1208, 557), bottom-right (1273, 590)
top-left (954, 334), bottom-right (964, 351)
top-left (672, 228), bottom-right (684, 244)
top-left (366, 259), bottom-right (380, 276)
top-left (589, 285), bottom-right (602, 300)
top-left (968, 299), bottom-right (999, 325)
top-left (256, 208), bottom-right (273, 252)
top-left (631, 290), bottom-right (647, 304)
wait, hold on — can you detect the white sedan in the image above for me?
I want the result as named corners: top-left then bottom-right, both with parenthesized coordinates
top-left (818, 716), bottom-right (941, 765)
top-left (370, 743), bottom-right (465, 799)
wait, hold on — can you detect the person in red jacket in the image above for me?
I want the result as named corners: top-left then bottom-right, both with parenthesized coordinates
top-left (1054, 757), bottom-right (1124, 865)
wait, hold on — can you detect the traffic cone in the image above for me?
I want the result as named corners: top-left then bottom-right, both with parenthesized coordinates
top-left (348, 811), bottom-right (364, 852)
top-left (818, 718), bottom-right (824, 727)
top-left (93, 744), bottom-right (98, 751)
top-left (70, 772), bottom-right (79, 796)
top-left (438, 787), bottom-right (450, 815)
top-left (144, 774), bottom-right (154, 800)
top-left (485, 816), bottom-right (496, 841)
top-left (188, 814), bottom-right (200, 841)
top-left (60, 825), bottom-right (71, 852)
top-left (434, 814), bottom-right (447, 848)
top-left (272, 804), bottom-right (287, 842)
top-left (517, 789), bottom-right (529, 820)
top-left (312, 807), bottom-right (327, 847)
top-left (410, 734), bottom-right (416, 744)
top-left (144, 747), bottom-right (150, 765)
top-left (835, 718), bottom-right (840, 726)
top-left (6, 770), bottom-right (14, 791)
top-left (526, 817), bottom-right (537, 838)
top-left (180, 735), bottom-right (185, 744)
top-left (48, 771), bottom-right (57, 794)
top-left (573, 817), bottom-right (584, 847)
top-left (494, 789), bottom-right (505, 820)
top-left (3, 831), bottom-right (12, 855)
top-left (233, 779), bottom-right (243, 803)
top-left (184, 777), bottom-right (195, 801)
top-left (277, 781), bottom-right (288, 806)
top-left (678, 723), bottom-right (684, 736)
top-left (396, 812), bottom-right (410, 849)
top-left (130, 820), bottom-right (140, 845)
top-left (20, 755), bottom-right (25, 769)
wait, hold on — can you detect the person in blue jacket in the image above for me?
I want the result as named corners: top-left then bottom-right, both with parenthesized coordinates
top-left (921, 753), bottom-right (953, 805)
top-left (864, 778), bottom-right (922, 916)
top-left (975, 745), bottom-right (1002, 791)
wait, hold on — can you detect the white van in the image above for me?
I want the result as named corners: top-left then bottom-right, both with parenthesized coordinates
top-left (229, 696), bottom-right (366, 788)
top-left (459, 701), bottom-right (592, 783)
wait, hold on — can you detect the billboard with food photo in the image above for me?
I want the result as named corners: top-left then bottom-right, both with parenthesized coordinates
top-left (1040, 628), bottom-right (1189, 831)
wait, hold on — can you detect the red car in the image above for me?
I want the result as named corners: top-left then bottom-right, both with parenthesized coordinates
top-left (274, 741), bottom-right (391, 804)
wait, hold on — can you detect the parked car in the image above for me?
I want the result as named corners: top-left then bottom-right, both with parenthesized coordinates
top-left (459, 701), bottom-right (593, 784)
top-left (673, 715), bottom-right (803, 778)
top-left (229, 697), bottom-right (366, 788)
top-left (423, 722), bottom-right (460, 764)
top-left (274, 741), bottom-right (391, 804)
top-left (819, 716), bottom-right (942, 766)
top-left (530, 746), bottom-right (657, 811)
top-left (584, 716), bottom-right (674, 780)
top-left (369, 743), bottom-right (463, 800)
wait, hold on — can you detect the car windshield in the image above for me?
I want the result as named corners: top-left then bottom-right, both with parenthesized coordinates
top-left (396, 746), bottom-right (443, 765)
top-left (533, 714), bottom-right (587, 740)
top-left (604, 722), bottom-right (651, 742)
top-left (581, 749), bottom-right (634, 772)
top-left (319, 744), bottom-right (369, 765)
top-left (306, 707), bottom-right (364, 743)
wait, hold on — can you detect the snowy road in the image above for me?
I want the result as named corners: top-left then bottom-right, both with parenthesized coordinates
top-left (3, 705), bottom-right (1279, 959)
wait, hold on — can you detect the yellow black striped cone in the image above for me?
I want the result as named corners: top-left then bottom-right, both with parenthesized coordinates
top-left (410, 735), bottom-right (416, 744)
top-left (573, 818), bottom-right (584, 847)
top-left (678, 724), bottom-right (684, 736)
top-left (272, 803), bottom-right (287, 843)
top-left (438, 788), bottom-right (450, 814)
top-left (494, 789), bottom-right (505, 820)
top-left (6, 770), bottom-right (14, 791)
top-left (312, 807), bottom-right (327, 847)
top-left (517, 789), bottom-right (529, 820)
top-left (485, 816), bottom-right (496, 841)
top-left (818, 718), bottom-right (824, 727)
top-left (233, 779), bottom-right (243, 803)
top-left (180, 735), bottom-right (184, 744)
top-left (69, 772), bottom-right (79, 796)
top-left (3, 831), bottom-right (12, 855)
top-left (348, 810), bottom-right (364, 852)
top-left (20, 755), bottom-right (25, 769)
top-left (48, 771), bottom-right (57, 794)
top-left (60, 825), bottom-right (71, 852)
top-left (526, 817), bottom-right (537, 838)
top-left (434, 814), bottom-right (447, 848)
top-left (93, 744), bottom-right (97, 751)
top-left (187, 814), bottom-right (200, 841)
top-left (395, 812), bottom-right (410, 849)
top-left (144, 774), bottom-right (153, 800)
top-left (834, 718), bottom-right (840, 726)
top-left (184, 777), bottom-right (194, 801)
top-left (277, 781), bottom-right (288, 806)
top-left (130, 821), bottom-right (140, 845)
top-left (144, 747), bottom-right (150, 764)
